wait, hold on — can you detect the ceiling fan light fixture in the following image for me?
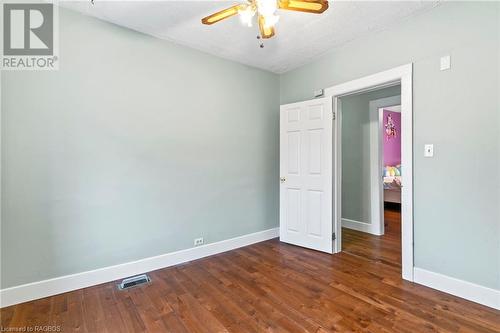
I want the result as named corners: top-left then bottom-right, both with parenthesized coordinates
top-left (201, 0), bottom-right (328, 40)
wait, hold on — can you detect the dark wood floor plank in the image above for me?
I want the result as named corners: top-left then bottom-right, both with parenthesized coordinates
top-left (97, 285), bottom-right (128, 333)
top-left (66, 290), bottom-right (87, 332)
top-left (214, 255), bottom-right (333, 332)
top-left (160, 311), bottom-right (190, 333)
top-left (1, 208), bottom-right (499, 332)
top-left (210, 256), bottom-right (312, 332)
top-left (196, 259), bottom-right (302, 332)
top-left (49, 293), bottom-right (68, 330)
top-left (81, 286), bottom-right (108, 332)
top-left (128, 286), bottom-right (169, 332)
top-left (115, 294), bottom-right (147, 332)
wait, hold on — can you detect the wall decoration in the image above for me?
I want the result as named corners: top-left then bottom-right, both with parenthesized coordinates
top-left (385, 113), bottom-right (397, 140)
top-left (383, 110), bottom-right (402, 166)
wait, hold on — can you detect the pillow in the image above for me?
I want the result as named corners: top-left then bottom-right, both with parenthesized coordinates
top-left (384, 165), bottom-right (402, 177)
top-left (394, 165), bottom-right (401, 176)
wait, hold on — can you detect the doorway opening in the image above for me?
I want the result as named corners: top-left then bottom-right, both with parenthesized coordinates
top-left (279, 64), bottom-right (413, 281)
top-left (325, 64), bottom-right (413, 281)
top-left (339, 87), bottom-right (402, 272)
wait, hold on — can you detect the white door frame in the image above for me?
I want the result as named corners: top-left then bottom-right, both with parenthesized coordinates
top-left (369, 96), bottom-right (401, 236)
top-left (324, 64), bottom-right (414, 281)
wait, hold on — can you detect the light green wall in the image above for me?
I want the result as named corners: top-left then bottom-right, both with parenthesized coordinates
top-left (1, 8), bottom-right (279, 288)
top-left (281, 1), bottom-right (500, 290)
top-left (340, 86), bottom-right (400, 223)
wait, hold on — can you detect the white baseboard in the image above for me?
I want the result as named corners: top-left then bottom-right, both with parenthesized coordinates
top-left (0, 228), bottom-right (279, 308)
top-left (414, 267), bottom-right (500, 310)
top-left (341, 218), bottom-right (382, 236)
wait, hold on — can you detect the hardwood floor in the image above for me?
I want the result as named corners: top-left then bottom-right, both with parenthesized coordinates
top-left (342, 207), bottom-right (401, 271)
top-left (2, 209), bottom-right (499, 332)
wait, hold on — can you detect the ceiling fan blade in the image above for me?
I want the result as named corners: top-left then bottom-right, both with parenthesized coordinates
top-left (278, 0), bottom-right (328, 14)
top-left (201, 4), bottom-right (245, 25)
top-left (258, 15), bottom-right (275, 39)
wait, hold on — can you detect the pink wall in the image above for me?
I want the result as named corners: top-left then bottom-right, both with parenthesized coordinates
top-left (383, 110), bottom-right (401, 166)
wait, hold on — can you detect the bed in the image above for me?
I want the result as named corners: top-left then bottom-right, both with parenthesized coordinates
top-left (383, 166), bottom-right (402, 204)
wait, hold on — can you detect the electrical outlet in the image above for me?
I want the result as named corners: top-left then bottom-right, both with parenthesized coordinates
top-left (194, 237), bottom-right (204, 247)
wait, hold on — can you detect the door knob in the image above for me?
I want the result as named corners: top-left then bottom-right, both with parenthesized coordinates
top-left (280, 177), bottom-right (286, 183)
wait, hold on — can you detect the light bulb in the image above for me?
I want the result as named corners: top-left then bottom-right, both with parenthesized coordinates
top-left (239, 5), bottom-right (256, 27)
top-left (264, 14), bottom-right (279, 28)
top-left (257, 0), bottom-right (278, 17)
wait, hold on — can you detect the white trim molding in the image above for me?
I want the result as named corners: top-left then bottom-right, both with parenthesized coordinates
top-left (414, 268), bottom-right (500, 310)
top-left (341, 218), bottom-right (382, 236)
top-left (0, 228), bottom-right (279, 308)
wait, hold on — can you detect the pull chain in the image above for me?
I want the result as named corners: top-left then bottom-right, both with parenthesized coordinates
top-left (257, 35), bottom-right (264, 49)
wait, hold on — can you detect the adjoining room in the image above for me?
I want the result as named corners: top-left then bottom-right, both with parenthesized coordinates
top-left (339, 85), bottom-right (404, 269)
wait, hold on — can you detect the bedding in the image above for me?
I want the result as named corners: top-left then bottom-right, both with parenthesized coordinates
top-left (383, 176), bottom-right (401, 189)
top-left (383, 165), bottom-right (402, 203)
top-left (383, 165), bottom-right (402, 189)
top-left (383, 165), bottom-right (401, 177)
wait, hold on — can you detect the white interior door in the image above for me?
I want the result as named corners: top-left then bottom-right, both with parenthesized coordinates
top-left (280, 97), bottom-right (334, 253)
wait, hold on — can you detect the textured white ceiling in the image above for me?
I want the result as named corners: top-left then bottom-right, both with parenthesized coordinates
top-left (61, 0), bottom-right (441, 73)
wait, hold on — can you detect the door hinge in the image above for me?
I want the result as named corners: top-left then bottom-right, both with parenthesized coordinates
top-left (332, 111), bottom-right (336, 120)
top-left (332, 232), bottom-right (336, 240)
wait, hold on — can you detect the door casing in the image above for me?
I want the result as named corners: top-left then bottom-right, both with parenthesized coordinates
top-left (325, 64), bottom-right (414, 281)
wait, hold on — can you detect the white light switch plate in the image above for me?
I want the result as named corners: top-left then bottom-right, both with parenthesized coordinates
top-left (440, 55), bottom-right (451, 71)
top-left (424, 144), bottom-right (434, 157)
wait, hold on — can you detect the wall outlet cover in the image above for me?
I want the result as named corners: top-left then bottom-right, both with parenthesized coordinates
top-left (194, 237), bottom-right (204, 246)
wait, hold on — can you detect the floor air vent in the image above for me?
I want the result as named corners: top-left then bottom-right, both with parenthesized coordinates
top-left (117, 274), bottom-right (151, 290)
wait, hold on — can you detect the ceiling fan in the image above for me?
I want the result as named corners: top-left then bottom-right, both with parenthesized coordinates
top-left (201, 0), bottom-right (329, 39)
